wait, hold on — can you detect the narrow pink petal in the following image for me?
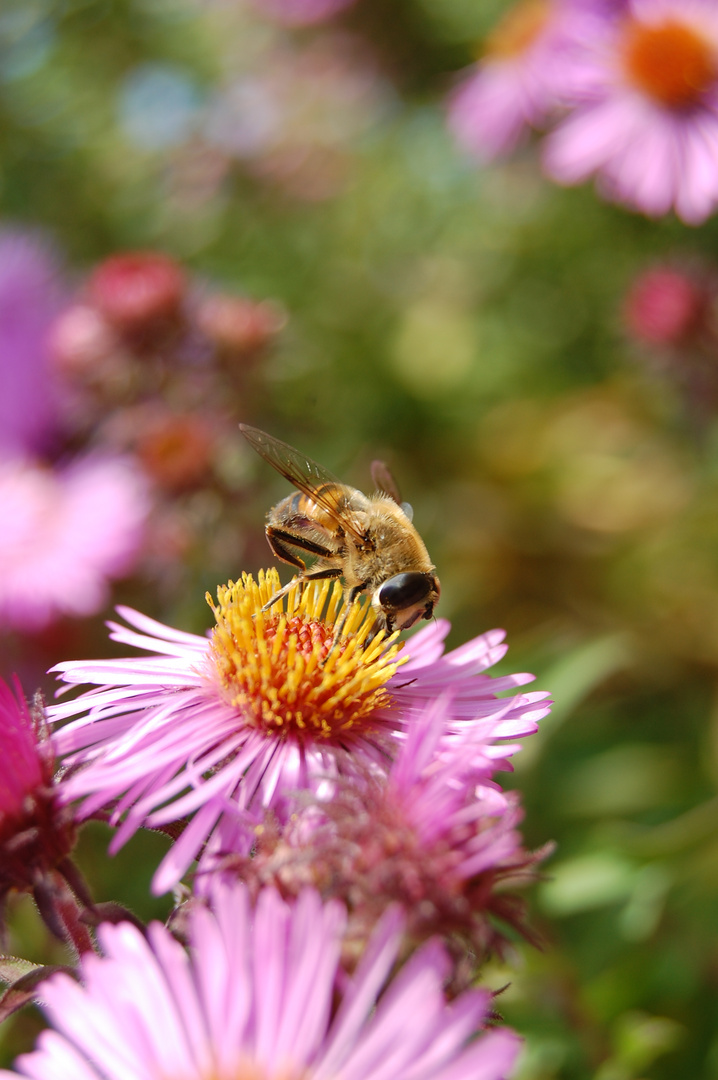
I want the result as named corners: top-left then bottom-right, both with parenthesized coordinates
top-left (192, 890), bottom-right (253, 1072)
top-left (431, 1028), bottom-right (522, 1080)
top-left (313, 905), bottom-right (405, 1080)
top-left (150, 799), bottom-right (225, 895)
top-left (271, 891), bottom-right (345, 1067)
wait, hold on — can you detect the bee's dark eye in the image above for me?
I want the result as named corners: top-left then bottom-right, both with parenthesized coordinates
top-left (378, 572), bottom-right (433, 611)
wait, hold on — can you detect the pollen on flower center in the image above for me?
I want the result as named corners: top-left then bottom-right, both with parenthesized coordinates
top-left (207, 569), bottom-right (405, 740)
top-left (484, 0), bottom-right (549, 60)
top-left (622, 18), bottom-right (717, 108)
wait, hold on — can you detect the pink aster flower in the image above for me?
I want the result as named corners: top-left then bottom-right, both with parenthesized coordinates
top-left (0, 456), bottom-right (149, 632)
top-left (199, 695), bottom-right (547, 987)
top-left (447, 0), bottom-right (601, 160)
top-left (48, 571), bottom-right (550, 894)
top-left (382, 694), bottom-right (533, 880)
top-left (543, 0), bottom-right (718, 223)
top-left (0, 883), bottom-right (520, 1080)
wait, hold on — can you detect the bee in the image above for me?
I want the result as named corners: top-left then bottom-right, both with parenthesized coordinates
top-left (240, 424), bottom-right (440, 641)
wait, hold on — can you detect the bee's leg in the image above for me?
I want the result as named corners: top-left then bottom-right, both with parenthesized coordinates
top-left (263, 529), bottom-right (340, 612)
top-left (265, 526), bottom-right (334, 570)
top-left (302, 568), bottom-right (343, 582)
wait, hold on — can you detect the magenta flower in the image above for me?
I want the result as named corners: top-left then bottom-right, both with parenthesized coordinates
top-left (447, 0), bottom-right (599, 160)
top-left (0, 456), bottom-right (149, 632)
top-left (0, 679), bottom-right (50, 821)
top-left (0, 676), bottom-right (79, 927)
top-left (543, 0), bottom-right (718, 223)
top-left (48, 571), bottom-right (550, 894)
top-left (0, 884), bottom-right (520, 1080)
top-left (0, 229), bottom-right (65, 457)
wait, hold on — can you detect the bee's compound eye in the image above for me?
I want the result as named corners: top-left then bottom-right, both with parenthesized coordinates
top-left (378, 572), bottom-right (433, 612)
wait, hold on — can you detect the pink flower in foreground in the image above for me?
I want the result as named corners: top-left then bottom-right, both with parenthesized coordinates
top-left (448, 0), bottom-right (599, 160)
top-left (0, 456), bottom-right (149, 631)
top-left (49, 571), bottom-right (550, 894)
top-left (0, 884), bottom-right (521, 1080)
top-left (199, 696), bottom-right (547, 985)
top-left (543, 0), bottom-right (718, 223)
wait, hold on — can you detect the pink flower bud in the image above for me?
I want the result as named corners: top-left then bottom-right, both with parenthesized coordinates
top-left (89, 252), bottom-right (186, 330)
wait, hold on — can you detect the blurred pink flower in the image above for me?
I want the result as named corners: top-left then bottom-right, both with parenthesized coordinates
top-left (0, 230), bottom-right (65, 456)
top-left (1, 884), bottom-right (520, 1080)
top-left (48, 573), bottom-right (550, 894)
top-left (447, 0), bottom-right (600, 160)
top-left (543, 0), bottom-right (718, 222)
top-left (0, 457), bottom-right (149, 632)
top-left (206, 34), bottom-right (389, 200)
top-left (624, 265), bottom-right (712, 346)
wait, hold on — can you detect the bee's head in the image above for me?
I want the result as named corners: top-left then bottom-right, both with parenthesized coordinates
top-left (374, 571), bottom-right (440, 634)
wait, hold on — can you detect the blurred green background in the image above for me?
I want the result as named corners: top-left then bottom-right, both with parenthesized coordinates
top-left (3, 0), bottom-right (718, 1076)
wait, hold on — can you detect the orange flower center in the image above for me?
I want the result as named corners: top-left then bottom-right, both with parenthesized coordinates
top-left (484, 0), bottom-right (550, 60)
top-left (622, 18), bottom-right (717, 108)
top-left (208, 570), bottom-right (405, 741)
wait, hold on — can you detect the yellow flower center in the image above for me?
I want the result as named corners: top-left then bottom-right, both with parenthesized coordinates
top-left (207, 569), bottom-right (405, 740)
top-left (622, 18), bottom-right (717, 107)
top-left (484, 0), bottom-right (550, 60)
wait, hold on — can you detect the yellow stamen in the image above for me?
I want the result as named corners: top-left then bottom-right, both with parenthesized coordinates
top-left (206, 570), bottom-right (406, 740)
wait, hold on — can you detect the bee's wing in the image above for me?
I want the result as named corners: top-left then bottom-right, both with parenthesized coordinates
top-left (240, 425), bottom-right (368, 542)
top-left (370, 459), bottom-right (402, 504)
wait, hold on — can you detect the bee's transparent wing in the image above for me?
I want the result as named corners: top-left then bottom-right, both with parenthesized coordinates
top-left (240, 424), bottom-right (368, 541)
